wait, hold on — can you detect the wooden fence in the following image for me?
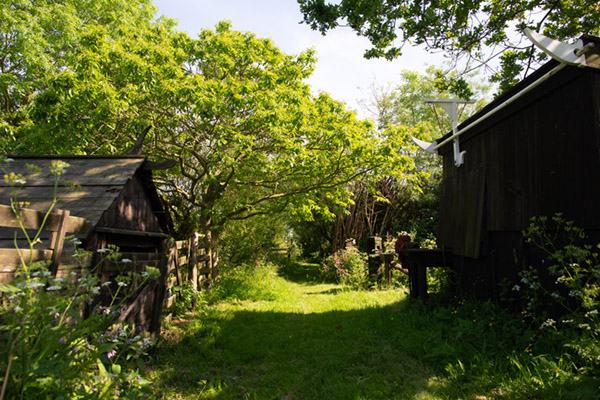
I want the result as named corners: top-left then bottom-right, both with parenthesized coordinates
top-left (0, 204), bottom-right (92, 283)
top-left (163, 233), bottom-right (215, 312)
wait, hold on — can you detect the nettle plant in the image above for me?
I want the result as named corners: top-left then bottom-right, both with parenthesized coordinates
top-left (0, 159), bottom-right (159, 399)
top-left (320, 245), bottom-right (369, 289)
top-left (517, 213), bottom-right (600, 370)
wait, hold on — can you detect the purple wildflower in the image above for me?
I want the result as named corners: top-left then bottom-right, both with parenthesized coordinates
top-left (107, 350), bottom-right (116, 359)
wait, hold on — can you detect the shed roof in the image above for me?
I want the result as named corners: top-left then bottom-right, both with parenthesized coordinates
top-left (0, 155), bottom-right (164, 229)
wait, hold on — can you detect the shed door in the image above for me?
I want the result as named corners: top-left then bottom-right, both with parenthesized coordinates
top-left (438, 166), bottom-right (486, 259)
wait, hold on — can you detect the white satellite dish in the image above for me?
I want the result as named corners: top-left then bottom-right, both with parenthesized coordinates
top-left (524, 28), bottom-right (590, 67)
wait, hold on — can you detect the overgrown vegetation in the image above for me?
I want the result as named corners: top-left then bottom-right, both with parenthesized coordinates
top-left (0, 162), bottom-right (157, 399)
top-left (509, 214), bottom-right (600, 390)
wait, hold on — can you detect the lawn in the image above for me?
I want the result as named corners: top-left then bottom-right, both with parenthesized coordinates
top-left (149, 260), bottom-right (600, 399)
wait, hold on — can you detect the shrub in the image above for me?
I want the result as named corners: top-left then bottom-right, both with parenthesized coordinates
top-left (0, 159), bottom-right (156, 398)
top-left (0, 244), bottom-right (159, 399)
top-left (516, 214), bottom-right (600, 380)
top-left (320, 247), bottom-right (368, 289)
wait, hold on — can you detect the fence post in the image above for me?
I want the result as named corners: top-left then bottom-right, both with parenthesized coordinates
top-left (208, 231), bottom-right (219, 282)
top-left (49, 209), bottom-right (70, 276)
top-left (190, 232), bottom-right (198, 291)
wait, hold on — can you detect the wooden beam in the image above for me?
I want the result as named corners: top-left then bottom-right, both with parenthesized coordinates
top-left (93, 226), bottom-right (168, 238)
top-left (49, 209), bottom-right (69, 276)
top-left (0, 204), bottom-right (92, 233)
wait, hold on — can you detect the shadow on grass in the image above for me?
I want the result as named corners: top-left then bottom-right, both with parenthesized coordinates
top-left (154, 262), bottom-right (600, 400)
top-left (303, 288), bottom-right (345, 295)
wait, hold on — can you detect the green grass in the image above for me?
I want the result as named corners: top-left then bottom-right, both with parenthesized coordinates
top-left (149, 260), bottom-right (600, 399)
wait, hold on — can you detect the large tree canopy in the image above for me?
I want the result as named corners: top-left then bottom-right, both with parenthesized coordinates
top-left (297, 0), bottom-right (600, 91)
top-left (1, 1), bottom-right (412, 240)
top-left (0, 0), bottom-right (164, 149)
top-left (151, 22), bottom-right (411, 236)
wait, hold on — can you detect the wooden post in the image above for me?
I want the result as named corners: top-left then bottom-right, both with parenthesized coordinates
top-left (150, 252), bottom-right (169, 337)
top-left (49, 209), bottom-right (70, 276)
top-left (189, 233), bottom-right (199, 309)
top-left (190, 233), bottom-right (198, 291)
top-left (417, 264), bottom-right (428, 301)
top-left (383, 253), bottom-right (394, 285)
top-left (173, 245), bottom-right (182, 288)
top-left (208, 231), bottom-right (219, 282)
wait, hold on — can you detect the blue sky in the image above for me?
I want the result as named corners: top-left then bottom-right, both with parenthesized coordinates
top-left (152, 0), bottom-right (445, 117)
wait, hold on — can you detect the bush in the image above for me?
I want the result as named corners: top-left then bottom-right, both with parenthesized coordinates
top-left (320, 247), bottom-right (369, 289)
top-left (511, 214), bottom-right (600, 388)
top-left (0, 159), bottom-right (155, 398)
top-left (0, 246), bottom-right (158, 399)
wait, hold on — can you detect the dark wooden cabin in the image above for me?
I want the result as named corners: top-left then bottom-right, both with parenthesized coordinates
top-left (0, 155), bottom-right (172, 333)
top-left (434, 35), bottom-right (600, 299)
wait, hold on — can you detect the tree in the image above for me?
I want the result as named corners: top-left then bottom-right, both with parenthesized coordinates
top-left (0, 0), bottom-right (165, 152)
top-left (297, 0), bottom-right (600, 92)
top-left (2, 2), bottom-right (412, 264)
top-left (326, 68), bottom-right (490, 249)
top-left (151, 22), bottom-right (408, 241)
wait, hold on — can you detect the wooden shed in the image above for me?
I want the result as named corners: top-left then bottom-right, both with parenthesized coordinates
top-left (0, 155), bottom-right (173, 333)
top-left (430, 35), bottom-right (600, 298)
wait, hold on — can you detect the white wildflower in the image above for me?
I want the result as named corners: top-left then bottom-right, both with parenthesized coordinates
top-left (101, 281), bottom-right (112, 287)
top-left (117, 282), bottom-right (127, 287)
top-left (24, 281), bottom-right (45, 289)
top-left (540, 318), bottom-right (556, 329)
top-left (47, 285), bottom-right (62, 291)
top-left (512, 284), bottom-right (521, 291)
top-left (97, 248), bottom-right (111, 253)
top-left (120, 258), bottom-right (132, 264)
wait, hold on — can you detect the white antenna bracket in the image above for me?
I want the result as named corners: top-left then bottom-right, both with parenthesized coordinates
top-left (425, 98), bottom-right (474, 167)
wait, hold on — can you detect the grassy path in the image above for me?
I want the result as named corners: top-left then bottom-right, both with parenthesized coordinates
top-left (152, 262), bottom-right (452, 399)
top-left (150, 261), bottom-right (589, 399)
